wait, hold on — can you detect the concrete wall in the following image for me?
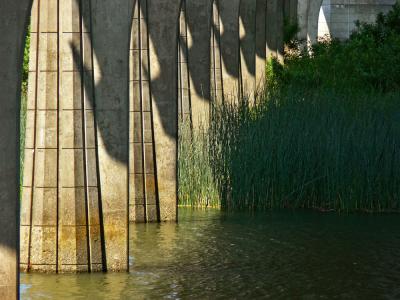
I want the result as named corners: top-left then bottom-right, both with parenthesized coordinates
top-left (318, 0), bottom-right (397, 40)
top-left (0, 1), bottom-right (32, 298)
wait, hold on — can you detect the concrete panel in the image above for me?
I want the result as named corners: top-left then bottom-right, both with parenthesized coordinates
top-left (147, 0), bottom-right (181, 221)
top-left (219, 0), bottom-right (241, 100)
top-left (186, 0), bottom-right (213, 128)
top-left (0, 1), bottom-right (31, 292)
top-left (239, 0), bottom-right (257, 95)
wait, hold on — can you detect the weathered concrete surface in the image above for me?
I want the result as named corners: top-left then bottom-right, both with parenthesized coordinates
top-left (239, 0), bottom-right (257, 95)
top-left (147, 0), bottom-right (181, 221)
top-left (219, 0), bottom-right (241, 101)
top-left (20, 0), bottom-right (105, 273)
top-left (186, 0), bottom-right (213, 128)
top-left (90, 0), bottom-right (133, 270)
top-left (318, 0), bottom-right (397, 40)
top-left (20, 0), bottom-right (59, 273)
top-left (0, 0), bottom-right (32, 298)
top-left (129, 0), bottom-right (159, 223)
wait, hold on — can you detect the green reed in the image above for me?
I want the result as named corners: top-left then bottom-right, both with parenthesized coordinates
top-left (207, 89), bottom-right (400, 212)
top-left (178, 119), bottom-right (220, 208)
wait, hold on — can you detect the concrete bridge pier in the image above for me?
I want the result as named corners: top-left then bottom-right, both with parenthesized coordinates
top-left (128, 0), bottom-right (180, 223)
top-left (20, 0), bottom-right (135, 273)
top-left (0, 1), bottom-right (32, 298)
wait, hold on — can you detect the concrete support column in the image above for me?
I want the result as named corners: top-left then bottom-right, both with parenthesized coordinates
top-left (218, 0), bottom-right (241, 101)
top-left (255, 0), bottom-right (267, 88)
top-left (146, 0), bottom-right (181, 221)
top-left (266, 0), bottom-right (284, 62)
top-left (186, 0), bottom-right (213, 128)
top-left (177, 1), bottom-right (192, 124)
top-left (284, 0), bottom-right (298, 22)
top-left (307, 0), bottom-right (323, 45)
top-left (90, 0), bottom-right (133, 270)
top-left (0, 0), bottom-right (32, 298)
top-left (20, 0), bottom-right (105, 273)
top-left (239, 0), bottom-right (257, 95)
top-left (297, 0), bottom-right (310, 42)
top-left (129, 0), bottom-right (159, 223)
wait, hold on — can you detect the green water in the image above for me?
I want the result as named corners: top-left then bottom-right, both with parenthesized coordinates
top-left (21, 208), bottom-right (400, 299)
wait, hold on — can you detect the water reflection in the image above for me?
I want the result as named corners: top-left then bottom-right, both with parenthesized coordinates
top-left (21, 208), bottom-right (400, 299)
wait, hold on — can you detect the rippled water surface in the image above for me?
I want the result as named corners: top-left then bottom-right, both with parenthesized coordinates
top-left (21, 208), bottom-right (400, 299)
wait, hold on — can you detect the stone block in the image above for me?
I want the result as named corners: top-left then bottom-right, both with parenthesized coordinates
top-left (31, 187), bottom-right (57, 226)
top-left (34, 149), bottom-right (58, 188)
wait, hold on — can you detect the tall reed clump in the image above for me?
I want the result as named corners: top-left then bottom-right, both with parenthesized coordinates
top-left (209, 90), bottom-right (400, 212)
top-left (178, 119), bottom-right (220, 207)
top-left (179, 4), bottom-right (400, 212)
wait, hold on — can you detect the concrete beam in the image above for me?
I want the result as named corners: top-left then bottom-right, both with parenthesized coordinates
top-left (0, 0), bottom-right (32, 298)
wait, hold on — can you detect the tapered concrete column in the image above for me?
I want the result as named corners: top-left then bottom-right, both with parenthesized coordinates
top-left (146, 0), bottom-right (181, 221)
top-left (186, 0), bottom-right (213, 128)
top-left (297, 0), bottom-right (309, 41)
top-left (129, 0), bottom-right (159, 223)
top-left (90, 0), bottom-right (133, 270)
top-left (20, 0), bottom-right (105, 273)
top-left (239, 0), bottom-right (257, 95)
top-left (0, 0), bottom-right (32, 298)
top-left (218, 0), bottom-right (241, 101)
top-left (307, 0), bottom-right (323, 45)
